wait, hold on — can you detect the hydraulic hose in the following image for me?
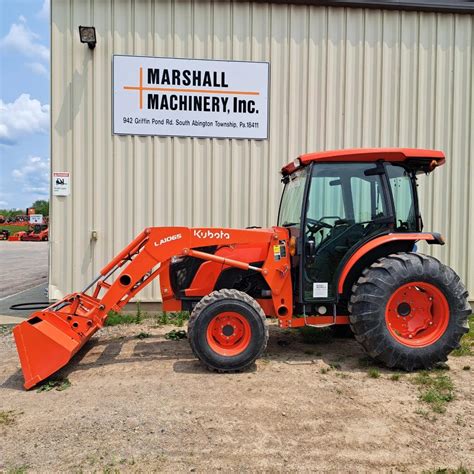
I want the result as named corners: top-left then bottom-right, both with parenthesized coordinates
top-left (9, 302), bottom-right (50, 311)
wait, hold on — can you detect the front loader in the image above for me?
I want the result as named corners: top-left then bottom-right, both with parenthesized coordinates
top-left (13, 148), bottom-right (471, 389)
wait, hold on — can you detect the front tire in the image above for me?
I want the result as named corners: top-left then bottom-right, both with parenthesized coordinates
top-left (349, 253), bottom-right (470, 371)
top-left (188, 289), bottom-right (268, 372)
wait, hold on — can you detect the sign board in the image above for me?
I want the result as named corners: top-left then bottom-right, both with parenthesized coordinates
top-left (30, 214), bottom-right (43, 224)
top-left (53, 172), bottom-right (70, 196)
top-left (113, 55), bottom-right (269, 140)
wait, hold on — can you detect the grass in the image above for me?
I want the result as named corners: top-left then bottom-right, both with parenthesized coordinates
top-left (423, 467), bottom-right (471, 474)
top-left (368, 368), bottom-right (381, 379)
top-left (136, 332), bottom-right (151, 340)
top-left (0, 224), bottom-right (28, 235)
top-left (154, 311), bottom-right (189, 327)
top-left (414, 408), bottom-right (437, 422)
top-left (0, 324), bottom-right (11, 336)
top-left (105, 307), bottom-right (190, 329)
top-left (451, 314), bottom-right (473, 357)
top-left (36, 377), bottom-right (71, 392)
top-left (105, 311), bottom-right (141, 326)
top-left (390, 373), bottom-right (402, 381)
top-left (0, 410), bottom-right (17, 426)
top-left (412, 371), bottom-right (454, 413)
top-left (6, 466), bottom-right (29, 474)
top-left (164, 329), bottom-right (187, 340)
top-left (462, 365), bottom-right (470, 371)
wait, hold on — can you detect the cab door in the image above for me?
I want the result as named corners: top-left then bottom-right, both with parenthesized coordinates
top-left (301, 162), bottom-right (391, 303)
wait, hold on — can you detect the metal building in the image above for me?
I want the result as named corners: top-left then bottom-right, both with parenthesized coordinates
top-left (51, 0), bottom-right (474, 302)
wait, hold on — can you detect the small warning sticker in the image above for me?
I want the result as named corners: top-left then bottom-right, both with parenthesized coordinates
top-left (273, 245), bottom-right (281, 261)
top-left (273, 241), bottom-right (287, 261)
top-left (313, 282), bottom-right (328, 298)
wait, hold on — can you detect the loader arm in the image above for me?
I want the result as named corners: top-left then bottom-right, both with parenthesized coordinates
top-left (13, 227), bottom-right (292, 389)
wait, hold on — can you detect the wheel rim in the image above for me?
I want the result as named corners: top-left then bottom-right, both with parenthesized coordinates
top-left (385, 281), bottom-right (449, 347)
top-left (206, 311), bottom-right (251, 356)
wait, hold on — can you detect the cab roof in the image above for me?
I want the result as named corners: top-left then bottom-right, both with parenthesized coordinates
top-left (281, 148), bottom-right (446, 175)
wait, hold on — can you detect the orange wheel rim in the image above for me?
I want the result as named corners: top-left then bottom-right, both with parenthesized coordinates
top-left (206, 311), bottom-right (251, 356)
top-left (385, 281), bottom-right (449, 347)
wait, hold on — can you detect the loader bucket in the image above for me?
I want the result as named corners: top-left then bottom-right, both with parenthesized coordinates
top-left (13, 306), bottom-right (100, 389)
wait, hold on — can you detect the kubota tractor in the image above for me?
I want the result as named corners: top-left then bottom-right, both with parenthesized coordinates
top-left (13, 148), bottom-right (471, 389)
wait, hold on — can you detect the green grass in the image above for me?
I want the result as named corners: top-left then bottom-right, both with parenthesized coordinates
top-left (368, 368), bottom-right (381, 379)
top-left (36, 377), bottom-right (71, 392)
top-left (451, 314), bottom-right (474, 357)
top-left (412, 372), bottom-right (454, 413)
top-left (155, 311), bottom-right (189, 327)
top-left (390, 373), bottom-right (402, 381)
top-left (105, 308), bottom-right (190, 328)
top-left (423, 467), bottom-right (471, 474)
top-left (105, 311), bottom-right (140, 326)
top-left (0, 224), bottom-right (28, 235)
top-left (164, 329), bottom-right (187, 340)
top-left (136, 332), bottom-right (151, 340)
top-left (6, 466), bottom-right (29, 474)
top-left (0, 410), bottom-right (17, 426)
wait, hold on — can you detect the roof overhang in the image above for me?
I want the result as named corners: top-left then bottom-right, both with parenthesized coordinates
top-left (248, 1), bottom-right (474, 14)
top-left (281, 148), bottom-right (446, 175)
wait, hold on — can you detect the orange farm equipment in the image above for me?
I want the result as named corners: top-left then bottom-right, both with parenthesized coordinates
top-left (14, 148), bottom-right (471, 389)
top-left (20, 224), bottom-right (48, 241)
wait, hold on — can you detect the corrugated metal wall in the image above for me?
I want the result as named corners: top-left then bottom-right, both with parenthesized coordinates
top-left (51, 0), bottom-right (474, 301)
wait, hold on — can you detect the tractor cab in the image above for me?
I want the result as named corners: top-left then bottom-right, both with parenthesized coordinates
top-left (279, 148), bottom-right (445, 306)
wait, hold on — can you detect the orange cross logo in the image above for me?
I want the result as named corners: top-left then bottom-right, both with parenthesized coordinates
top-left (123, 67), bottom-right (260, 110)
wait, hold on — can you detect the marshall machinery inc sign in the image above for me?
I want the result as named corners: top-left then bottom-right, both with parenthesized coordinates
top-left (113, 55), bottom-right (269, 139)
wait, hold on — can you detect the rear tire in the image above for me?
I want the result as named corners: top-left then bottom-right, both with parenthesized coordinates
top-left (349, 252), bottom-right (470, 371)
top-left (188, 289), bottom-right (268, 372)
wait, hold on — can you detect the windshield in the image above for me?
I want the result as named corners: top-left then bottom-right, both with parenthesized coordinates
top-left (278, 167), bottom-right (308, 227)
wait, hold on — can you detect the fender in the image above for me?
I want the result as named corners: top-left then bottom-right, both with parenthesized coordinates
top-left (337, 232), bottom-right (444, 294)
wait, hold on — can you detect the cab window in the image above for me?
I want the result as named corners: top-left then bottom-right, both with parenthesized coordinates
top-left (386, 164), bottom-right (418, 231)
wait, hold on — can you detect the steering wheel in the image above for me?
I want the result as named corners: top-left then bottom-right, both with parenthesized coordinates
top-left (307, 217), bottom-right (334, 230)
top-left (306, 217), bottom-right (335, 240)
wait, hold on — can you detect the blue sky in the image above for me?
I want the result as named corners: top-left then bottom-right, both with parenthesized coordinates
top-left (0, 0), bottom-right (50, 210)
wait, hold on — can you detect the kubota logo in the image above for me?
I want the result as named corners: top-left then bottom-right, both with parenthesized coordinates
top-left (194, 229), bottom-right (230, 240)
top-left (154, 233), bottom-right (182, 247)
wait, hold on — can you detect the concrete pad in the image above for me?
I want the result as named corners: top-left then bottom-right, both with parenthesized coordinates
top-left (0, 315), bottom-right (24, 326)
top-left (0, 241), bottom-right (48, 299)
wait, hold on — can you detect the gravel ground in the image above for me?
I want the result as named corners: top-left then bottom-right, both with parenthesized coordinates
top-left (0, 320), bottom-right (473, 473)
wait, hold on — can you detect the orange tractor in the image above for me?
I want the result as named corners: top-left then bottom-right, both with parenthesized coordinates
top-left (14, 148), bottom-right (471, 389)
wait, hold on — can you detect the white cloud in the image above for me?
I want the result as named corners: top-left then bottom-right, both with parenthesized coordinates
top-left (38, 0), bottom-right (50, 20)
top-left (0, 200), bottom-right (8, 207)
top-left (12, 156), bottom-right (50, 195)
top-left (0, 20), bottom-right (49, 62)
top-left (26, 62), bottom-right (48, 76)
top-left (0, 94), bottom-right (50, 145)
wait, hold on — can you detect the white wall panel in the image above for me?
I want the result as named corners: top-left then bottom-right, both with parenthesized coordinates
top-left (51, 0), bottom-right (474, 301)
